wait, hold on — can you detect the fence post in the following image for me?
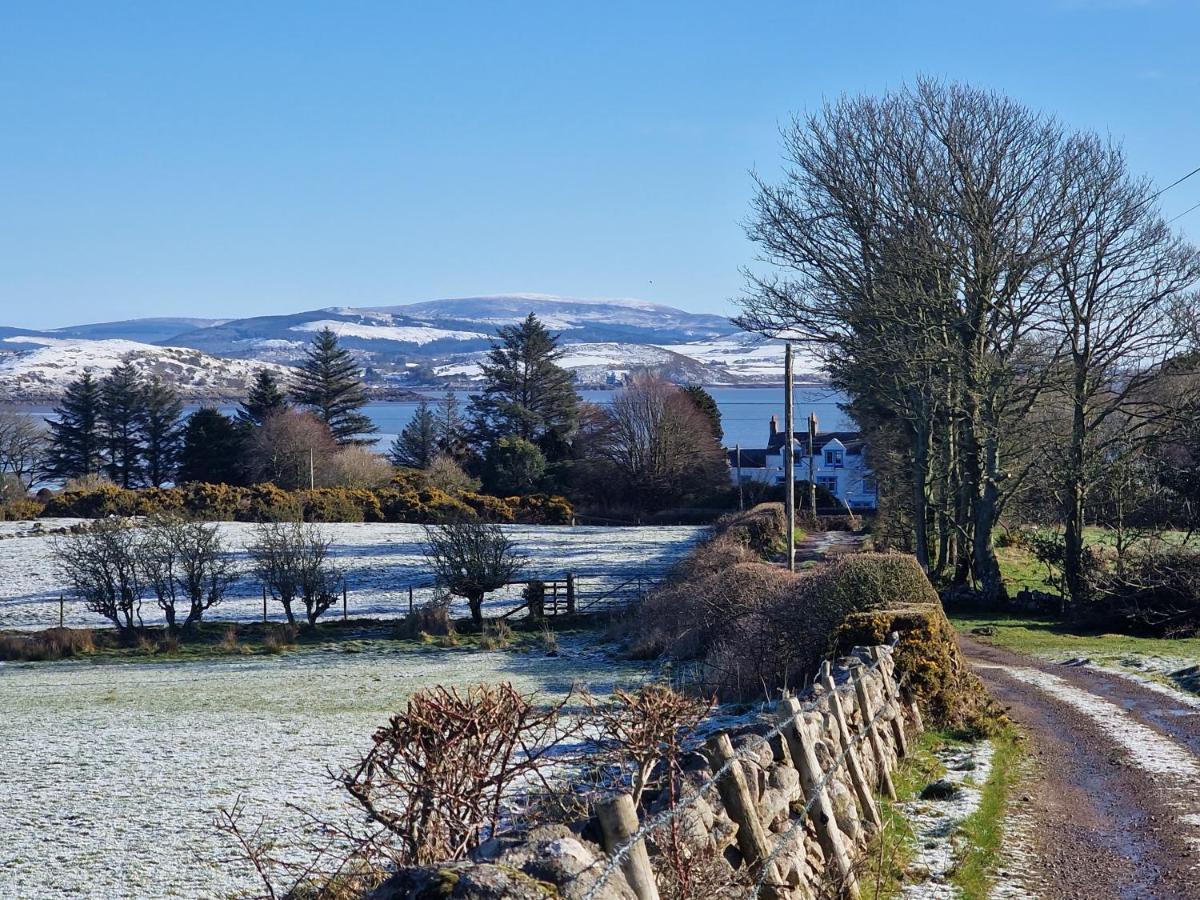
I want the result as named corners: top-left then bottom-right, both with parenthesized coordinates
top-left (776, 698), bottom-right (859, 897)
top-left (59, 595), bottom-right (64, 629)
top-left (705, 733), bottom-right (782, 896)
top-left (902, 683), bottom-right (924, 733)
top-left (595, 792), bottom-right (660, 900)
top-left (262, 586), bottom-right (268, 623)
top-left (852, 663), bottom-right (897, 801)
top-left (342, 581), bottom-right (348, 622)
top-left (820, 662), bottom-right (881, 829)
top-left (408, 585), bottom-right (414, 616)
top-left (870, 646), bottom-right (909, 758)
top-left (566, 572), bottom-right (576, 614)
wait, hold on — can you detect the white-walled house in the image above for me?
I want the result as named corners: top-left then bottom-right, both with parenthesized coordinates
top-left (726, 416), bottom-right (878, 510)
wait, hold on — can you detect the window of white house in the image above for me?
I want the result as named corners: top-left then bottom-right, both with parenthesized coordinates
top-left (817, 475), bottom-right (839, 496)
top-left (824, 448), bottom-right (844, 467)
top-left (862, 477), bottom-right (877, 495)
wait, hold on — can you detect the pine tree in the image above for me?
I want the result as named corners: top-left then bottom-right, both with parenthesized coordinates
top-left (99, 362), bottom-right (146, 487)
top-left (682, 384), bottom-right (723, 441)
top-left (469, 314), bottom-right (579, 456)
top-left (239, 369), bottom-right (288, 426)
top-left (179, 408), bottom-right (249, 485)
top-left (45, 373), bottom-right (104, 481)
top-left (389, 400), bottom-right (439, 468)
top-left (290, 328), bottom-right (377, 445)
top-left (141, 376), bottom-right (184, 487)
top-left (437, 390), bottom-right (468, 458)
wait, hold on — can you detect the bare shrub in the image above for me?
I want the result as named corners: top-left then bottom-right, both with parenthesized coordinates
top-left (423, 520), bottom-right (526, 627)
top-left (0, 627), bottom-right (96, 662)
top-left (139, 514), bottom-right (239, 632)
top-left (53, 519), bottom-right (145, 635)
top-left (249, 521), bottom-right (342, 626)
top-left (263, 622), bottom-right (300, 654)
top-left (324, 446), bottom-right (393, 489)
top-left (479, 618), bottom-right (512, 650)
top-left (420, 453), bottom-right (481, 494)
top-left (247, 410), bottom-right (338, 489)
top-left (396, 595), bottom-right (455, 638)
top-left (220, 625), bottom-right (241, 652)
top-left (339, 682), bottom-right (580, 866)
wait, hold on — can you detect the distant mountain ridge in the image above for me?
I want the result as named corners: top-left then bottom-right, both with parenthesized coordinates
top-left (0, 295), bottom-right (822, 399)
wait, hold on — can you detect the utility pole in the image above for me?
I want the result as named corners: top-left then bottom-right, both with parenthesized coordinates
top-left (784, 344), bottom-right (795, 572)
top-left (808, 411), bottom-right (818, 519)
top-left (735, 443), bottom-right (744, 512)
top-left (309, 448), bottom-right (315, 491)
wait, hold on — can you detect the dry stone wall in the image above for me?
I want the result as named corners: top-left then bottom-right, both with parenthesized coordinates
top-left (374, 643), bottom-right (918, 900)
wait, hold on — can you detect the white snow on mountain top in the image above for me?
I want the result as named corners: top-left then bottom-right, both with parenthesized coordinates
top-left (0, 337), bottom-right (295, 399)
top-left (290, 319), bottom-right (488, 344)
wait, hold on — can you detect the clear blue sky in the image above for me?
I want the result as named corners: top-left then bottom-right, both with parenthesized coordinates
top-left (2, 1), bottom-right (1199, 329)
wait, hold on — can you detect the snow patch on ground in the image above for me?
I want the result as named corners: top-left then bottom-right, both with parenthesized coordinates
top-left (0, 522), bottom-right (706, 630)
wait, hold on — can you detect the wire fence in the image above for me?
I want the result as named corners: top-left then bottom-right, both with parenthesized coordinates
top-left (576, 635), bottom-right (906, 900)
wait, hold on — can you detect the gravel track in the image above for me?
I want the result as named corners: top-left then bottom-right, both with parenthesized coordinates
top-left (962, 638), bottom-right (1200, 899)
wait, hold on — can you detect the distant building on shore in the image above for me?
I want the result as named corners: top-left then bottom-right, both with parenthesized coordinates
top-left (726, 415), bottom-right (877, 510)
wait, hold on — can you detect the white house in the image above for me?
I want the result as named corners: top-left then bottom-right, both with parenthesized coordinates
top-left (727, 416), bottom-right (878, 510)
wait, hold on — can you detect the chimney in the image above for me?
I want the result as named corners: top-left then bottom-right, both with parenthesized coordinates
top-left (769, 415), bottom-right (779, 438)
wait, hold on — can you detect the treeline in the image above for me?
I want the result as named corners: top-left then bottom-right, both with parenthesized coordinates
top-left (739, 78), bottom-right (1200, 607)
top-left (1, 317), bottom-right (731, 520)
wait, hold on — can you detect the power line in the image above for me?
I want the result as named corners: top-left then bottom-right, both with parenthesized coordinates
top-left (1168, 198), bottom-right (1200, 224)
top-left (1152, 164), bottom-right (1200, 202)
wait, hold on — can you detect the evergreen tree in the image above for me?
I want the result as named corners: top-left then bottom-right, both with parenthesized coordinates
top-left (290, 328), bottom-right (377, 445)
top-left (469, 314), bottom-right (579, 457)
top-left (437, 390), bottom-right (468, 459)
top-left (100, 362), bottom-right (146, 487)
top-left (44, 372), bottom-right (104, 481)
top-left (239, 369), bottom-right (288, 426)
top-left (389, 400), bottom-right (439, 468)
top-left (141, 376), bottom-right (184, 487)
top-left (682, 384), bottom-right (723, 441)
top-left (178, 408), bottom-right (249, 485)
top-left (484, 436), bottom-right (547, 495)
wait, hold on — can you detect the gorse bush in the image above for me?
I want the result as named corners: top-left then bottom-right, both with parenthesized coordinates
top-left (35, 477), bottom-right (573, 525)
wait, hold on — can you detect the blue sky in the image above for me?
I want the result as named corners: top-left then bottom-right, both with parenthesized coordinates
top-left (2, 1), bottom-right (1199, 329)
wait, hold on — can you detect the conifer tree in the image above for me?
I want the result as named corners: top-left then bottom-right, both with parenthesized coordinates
top-left (45, 372), bottom-right (104, 481)
top-left (290, 328), bottom-right (377, 445)
top-left (239, 369), bottom-right (288, 426)
top-left (469, 314), bottom-right (579, 456)
top-left (100, 362), bottom-right (146, 487)
top-left (437, 390), bottom-right (468, 458)
top-left (179, 408), bottom-right (248, 485)
top-left (389, 399), bottom-right (439, 469)
top-left (141, 376), bottom-right (184, 487)
top-left (682, 384), bottom-right (723, 441)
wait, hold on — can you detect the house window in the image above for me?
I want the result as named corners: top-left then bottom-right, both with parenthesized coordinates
top-left (817, 475), bottom-right (839, 497)
top-left (862, 477), bottom-right (877, 495)
top-left (824, 448), bottom-right (844, 468)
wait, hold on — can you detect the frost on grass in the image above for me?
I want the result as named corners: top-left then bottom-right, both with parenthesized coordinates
top-left (0, 639), bottom-right (654, 899)
top-left (0, 522), bottom-right (706, 630)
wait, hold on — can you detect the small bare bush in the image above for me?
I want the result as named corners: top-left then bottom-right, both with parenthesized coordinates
top-left (53, 519), bottom-right (145, 635)
top-left (249, 521), bottom-right (342, 626)
top-left (139, 514), bottom-right (239, 633)
top-left (479, 618), bottom-right (513, 650)
top-left (0, 627), bottom-right (96, 662)
top-left (396, 596), bottom-right (455, 638)
top-left (423, 520), bottom-right (526, 627)
top-left (339, 682), bottom-right (581, 866)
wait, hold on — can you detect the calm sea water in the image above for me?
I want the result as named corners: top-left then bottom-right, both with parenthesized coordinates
top-left (12, 386), bottom-right (851, 453)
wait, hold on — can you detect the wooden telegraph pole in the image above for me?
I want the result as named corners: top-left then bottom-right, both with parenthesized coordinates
top-left (808, 410), bottom-right (819, 519)
top-left (784, 343), bottom-right (796, 572)
top-left (735, 443), bottom-right (744, 511)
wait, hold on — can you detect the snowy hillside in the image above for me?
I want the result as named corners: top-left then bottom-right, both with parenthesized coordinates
top-left (0, 337), bottom-right (296, 401)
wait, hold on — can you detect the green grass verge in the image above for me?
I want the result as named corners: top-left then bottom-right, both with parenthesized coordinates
top-left (949, 725), bottom-right (1023, 899)
top-left (950, 613), bottom-right (1200, 662)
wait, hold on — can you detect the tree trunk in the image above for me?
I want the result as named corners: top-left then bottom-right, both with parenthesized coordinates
top-left (1063, 366), bottom-right (1090, 609)
top-left (469, 593), bottom-right (484, 628)
top-left (911, 421), bottom-right (933, 573)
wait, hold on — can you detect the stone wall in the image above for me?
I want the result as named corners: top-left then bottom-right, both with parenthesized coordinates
top-left (373, 643), bottom-right (917, 900)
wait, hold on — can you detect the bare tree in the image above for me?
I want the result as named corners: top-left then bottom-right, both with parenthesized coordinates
top-left (0, 410), bottom-right (48, 491)
top-left (53, 519), bottom-right (145, 635)
top-left (585, 374), bottom-right (729, 512)
top-left (249, 521), bottom-right (341, 626)
top-left (324, 445), bottom-right (394, 488)
top-left (139, 515), bottom-right (240, 632)
top-left (246, 410), bottom-right (338, 489)
top-left (423, 520), bottom-right (525, 627)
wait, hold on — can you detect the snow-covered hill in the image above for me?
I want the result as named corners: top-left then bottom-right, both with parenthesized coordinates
top-left (0, 337), bottom-right (296, 401)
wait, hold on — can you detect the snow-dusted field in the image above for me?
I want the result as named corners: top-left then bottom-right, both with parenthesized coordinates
top-left (0, 521), bottom-right (706, 631)
top-left (0, 639), bottom-right (654, 899)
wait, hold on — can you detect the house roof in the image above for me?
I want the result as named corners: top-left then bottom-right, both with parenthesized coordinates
top-left (766, 430), bottom-right (865, 455)
top-left (727, 448), bottom-right (768, 468)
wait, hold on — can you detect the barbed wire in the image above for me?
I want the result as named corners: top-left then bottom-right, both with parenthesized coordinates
top-left (578, 638), bottom-right (900, 900)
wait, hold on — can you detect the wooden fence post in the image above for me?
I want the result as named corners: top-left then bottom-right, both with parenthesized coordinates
top-left (870, 647), bottom-right (908, 758)
top-left (262, 586), bottom-right (268, 623)
top-left (776, 698), bottom-right (860, 897)
top-left (342, 581), bottom-right (348, 621)
top-left (852, 663), bottom-right (897, 801)
top-left (595, 792), bottom-right (660, 900)
top-left (819, 662), bottom-right (881, 829)
top-left (566, 572), bottom-right (576, 614)
top-left (408, 585), bottom-right (414, 616)
top-left (705, 733), bottom-right (783, 897)
top-left (902, 684), bottom-right (924, 733)
top-left (59, 595), bottom-right (64, 629)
